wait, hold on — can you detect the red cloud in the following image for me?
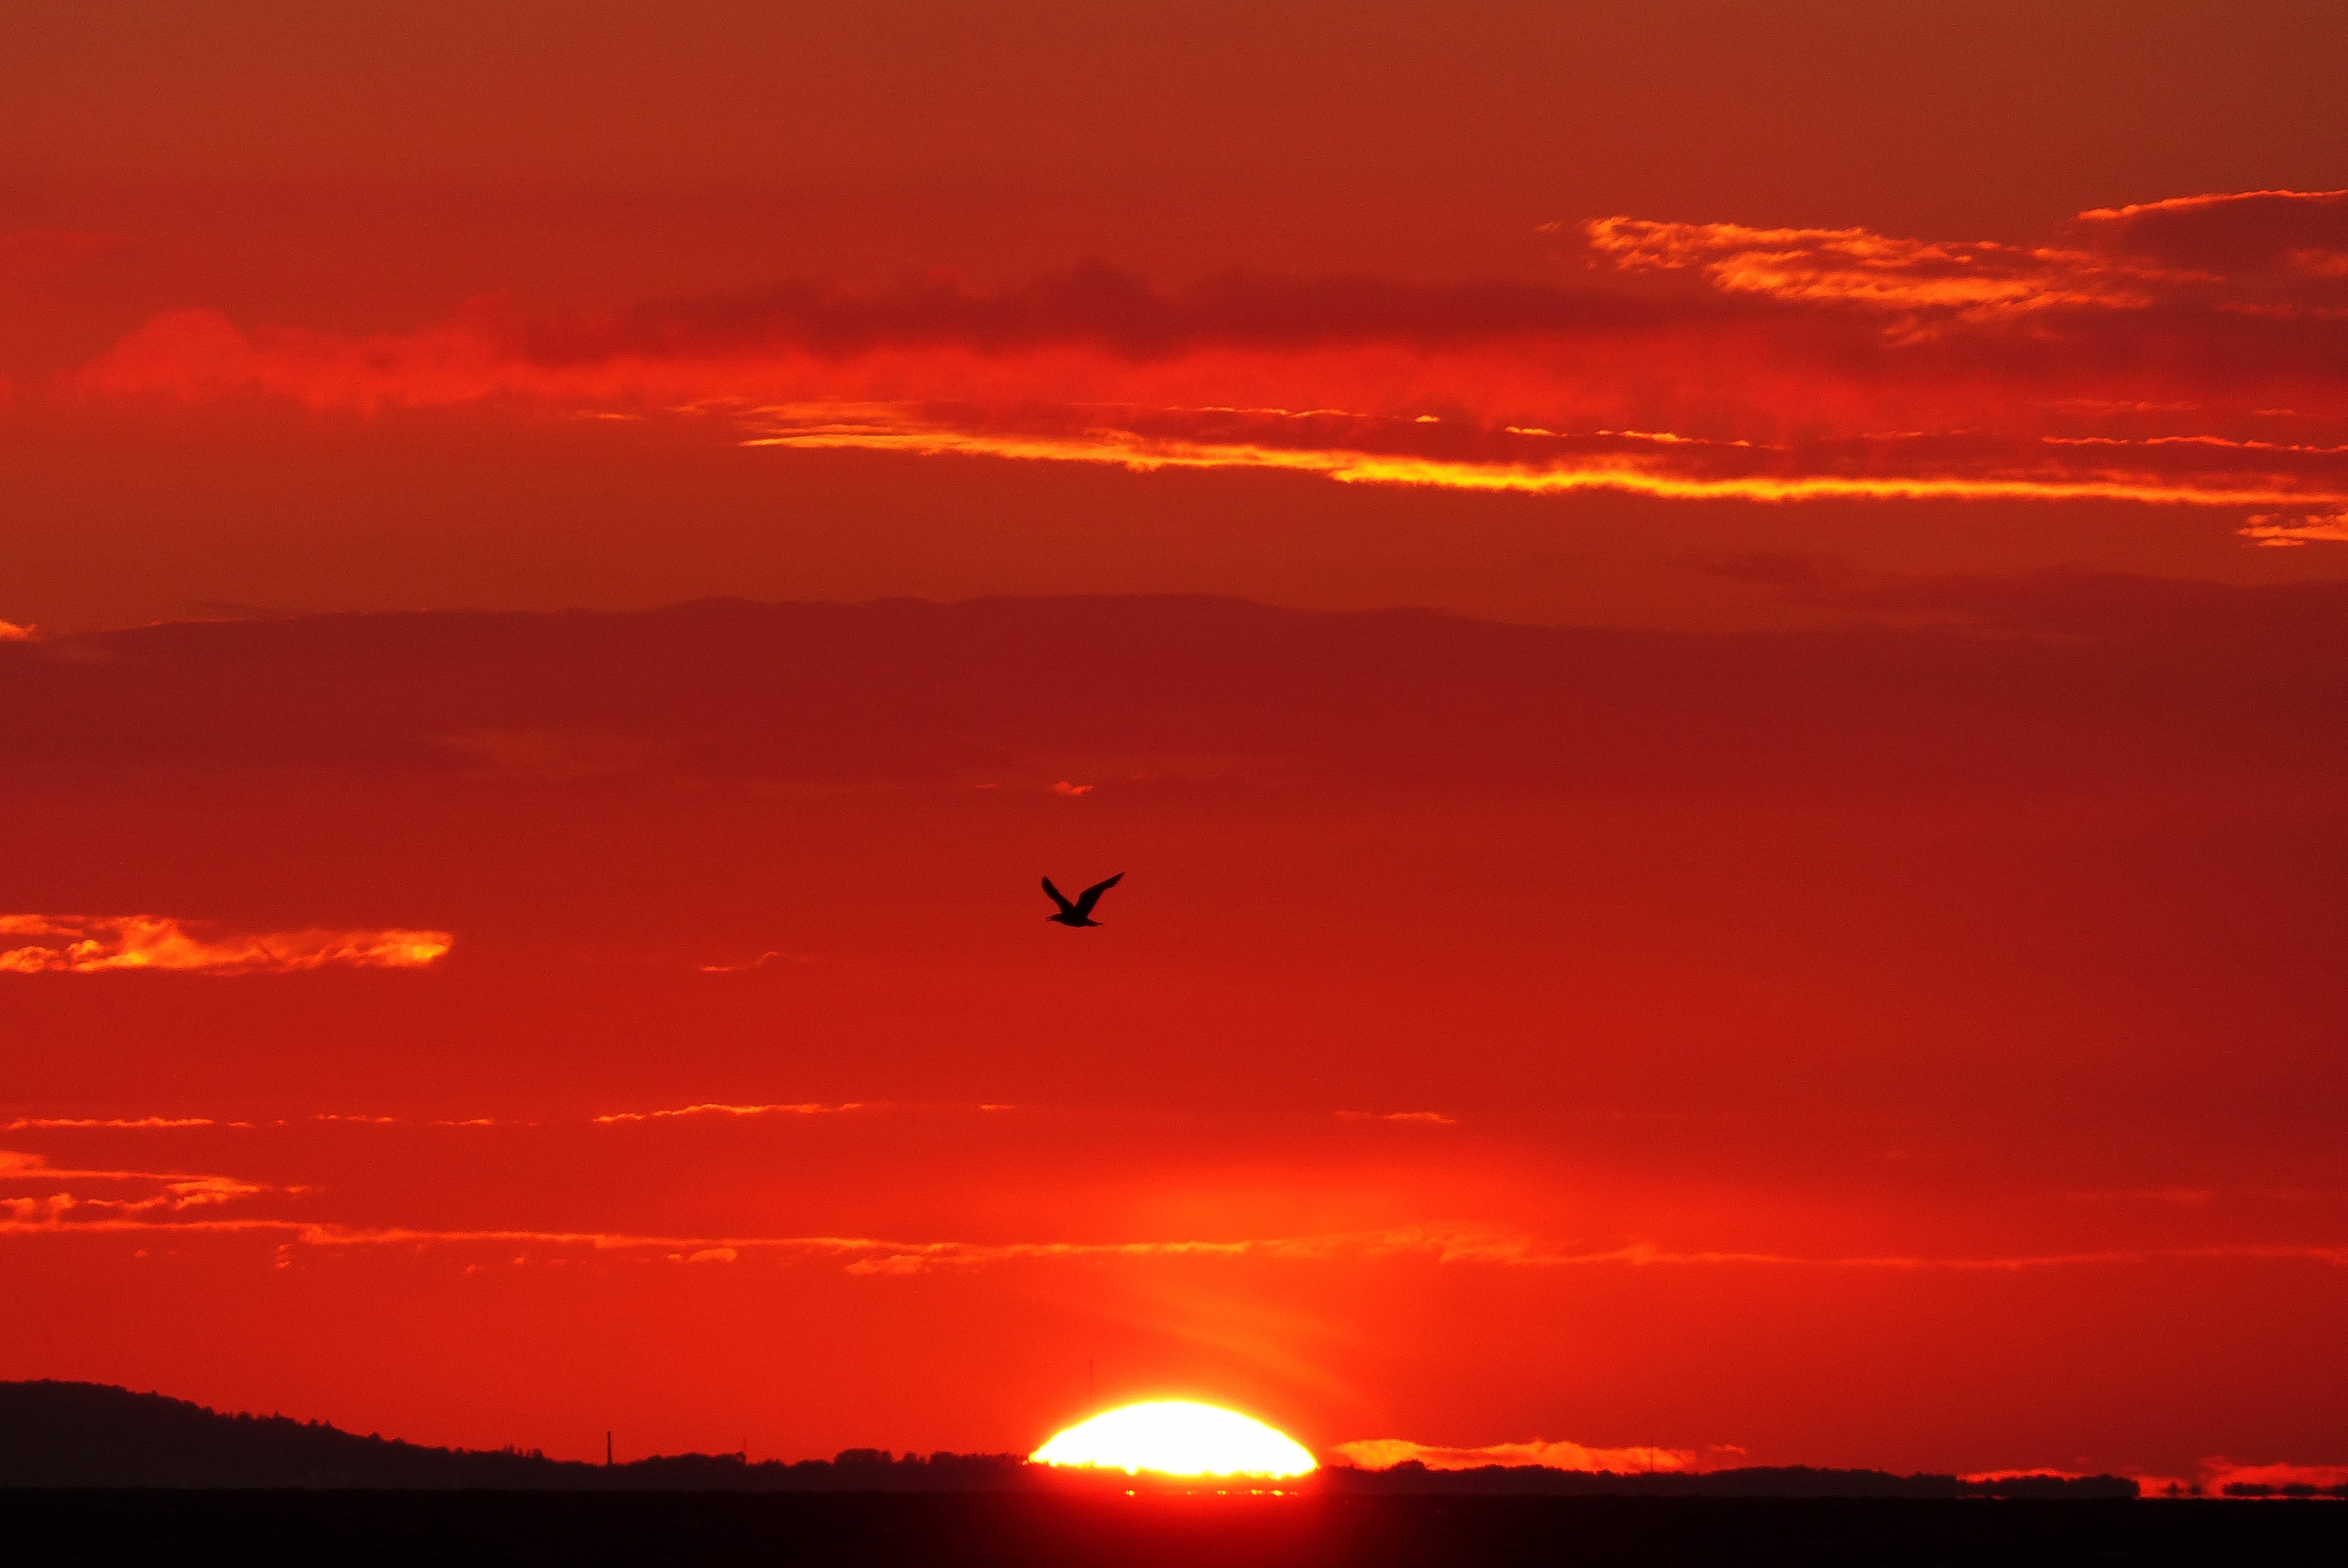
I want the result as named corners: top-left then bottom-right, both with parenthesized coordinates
top-left (68, 191), bottom-right (2348, 525)
top-left (2201, 1459), bottom-right (2348, 1496)
top-left (2074, 189), bottom-right (2348, 278)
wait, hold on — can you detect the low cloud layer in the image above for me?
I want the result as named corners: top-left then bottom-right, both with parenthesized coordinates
top-left (1331, 1437), bottom-right (1726, 1473)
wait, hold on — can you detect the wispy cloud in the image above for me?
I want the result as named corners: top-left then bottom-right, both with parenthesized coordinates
top-left (1506, 1239), bottom-right (2348, 1270)
top-left (4, 1174), bottom-right (2343, 1279)
top-left (694, 950), bottom-right (817, 973)
top-left (1331, 1437), bottom-right (1736, 1472)
top-left (2238, 509), bottom-right (2348, 546)
top-left (1584, 217), bottom-right (2185, 317)
top-left (0, 915), bottom-right (451, 975)
top-left (0, 1211), bottom-right (1530, 1272)
top-left (68, 190), bottom-right (2348, 525)
top-left (4, 1116), bottom-right (224, 1131)
top-left (0, 1150), bottom-right (284, 1221)
top-left (740, 403), bottom-right (2346, 512)
top-left (589, 1101), bottom-right (865, 1124)
top-left (0, 1101), bottom-right (1030, 1132)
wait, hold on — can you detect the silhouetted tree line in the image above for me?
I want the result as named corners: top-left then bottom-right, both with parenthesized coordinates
top-left (2, 1383), bottom-right (2143, 1498)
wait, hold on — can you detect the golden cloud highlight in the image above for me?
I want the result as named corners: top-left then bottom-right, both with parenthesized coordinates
top-left (740, 403), bottom-right (2346, 512)
top-left (0, 915), bottom-right (451, 975)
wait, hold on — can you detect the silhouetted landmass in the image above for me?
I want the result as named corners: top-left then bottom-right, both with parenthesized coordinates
top-left (0, 1383), bottom-right (1020, 1491)
top-left (8, 1385), bottom-right (2343, 1566)
top-left (7, 1492), bottom-right (2347, 1568)
top-left (3, 1382), bottom-right (2136, 1498)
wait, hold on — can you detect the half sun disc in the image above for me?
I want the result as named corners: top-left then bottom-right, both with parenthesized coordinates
top-left (1031, 1400), bottom-right (1317, 1478)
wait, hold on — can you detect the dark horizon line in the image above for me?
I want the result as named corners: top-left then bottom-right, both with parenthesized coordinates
top-left (0, 1381), bottom-right (2234, 1499)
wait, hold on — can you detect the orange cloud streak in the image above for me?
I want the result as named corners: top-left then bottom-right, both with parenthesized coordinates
top-left (740, 403), bottom-right (2346, 511)
top-left (0, 915), bottom-right (452, 975)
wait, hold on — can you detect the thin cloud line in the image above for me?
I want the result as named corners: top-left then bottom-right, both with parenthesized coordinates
top-left (591, 1101), bottom-right (865, 1124)
top-left (1, 1103), bottom-right (1000, 1130)
top-left (4, 1117), bottom-right (237, 1131)
top-left (743, 421), bottom-right (2347, 511)
top-left (1, 1214), bottom-right (2340, 1275)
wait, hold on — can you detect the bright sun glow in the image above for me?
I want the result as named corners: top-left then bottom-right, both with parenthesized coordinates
top-left (1031, 1401), bottom-right (1317, 1478)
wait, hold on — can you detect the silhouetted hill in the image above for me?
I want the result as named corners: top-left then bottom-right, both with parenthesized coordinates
top-left (0, 1383), bottom-right (1020, 1491)
top-left (3, 1383), bottom-right (2136, 1497)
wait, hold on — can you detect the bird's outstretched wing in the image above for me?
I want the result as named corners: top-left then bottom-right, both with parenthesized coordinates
top-left (1072, 872), bottom-right (1125, 917)
top-left (1042, 877), bottom-right (1078, 916)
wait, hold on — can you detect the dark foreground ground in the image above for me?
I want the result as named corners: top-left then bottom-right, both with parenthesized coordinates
top-left (3, 1492), bottom-right (2342, 1567)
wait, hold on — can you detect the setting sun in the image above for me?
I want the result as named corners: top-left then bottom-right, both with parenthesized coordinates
top-left (1031, 1401), bottom-right (1318, 1478)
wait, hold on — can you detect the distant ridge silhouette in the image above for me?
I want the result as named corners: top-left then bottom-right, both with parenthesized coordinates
top-left (0, 1383), bottom-right (2142, 1497)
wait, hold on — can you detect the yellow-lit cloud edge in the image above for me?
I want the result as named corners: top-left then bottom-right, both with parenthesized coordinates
top-left (744, 417), bottom-right (2347, 512)
top-left (0, 915), bottom-right (451, 975)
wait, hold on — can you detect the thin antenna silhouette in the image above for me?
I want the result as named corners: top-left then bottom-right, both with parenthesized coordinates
top-left (605, 1431), bottom-right (613, 1467)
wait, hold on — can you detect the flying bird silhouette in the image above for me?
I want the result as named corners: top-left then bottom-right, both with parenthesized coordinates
top-left (1043, 873), bottom-right (1124, 927)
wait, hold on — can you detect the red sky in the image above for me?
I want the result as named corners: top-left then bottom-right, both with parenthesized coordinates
top-left (3, 2), bottom-right (2345, 1489)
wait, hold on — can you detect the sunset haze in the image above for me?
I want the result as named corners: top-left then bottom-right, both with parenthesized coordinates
top-left (3, 1), bottom-right (2344, 1501)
